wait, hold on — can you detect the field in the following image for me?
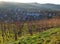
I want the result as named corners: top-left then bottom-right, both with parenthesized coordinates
top-left (10, 27), bottom-right (60, 44)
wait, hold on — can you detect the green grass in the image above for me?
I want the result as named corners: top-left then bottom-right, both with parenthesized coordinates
top-left (11, 27), bottom-right (60, 44)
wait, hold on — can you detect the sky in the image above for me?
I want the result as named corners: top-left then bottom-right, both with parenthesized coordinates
top-left (0, 0), bottom-right (60, 4)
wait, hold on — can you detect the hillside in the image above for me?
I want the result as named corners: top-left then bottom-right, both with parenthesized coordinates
top-left (0, 2), bottom-right (60, 22)
top-left (0, 2), bottom-right (60, 11)
top-left (0, 2), bottom-right (60, 44)
top-left (11, 27), bottom-right (60, 44)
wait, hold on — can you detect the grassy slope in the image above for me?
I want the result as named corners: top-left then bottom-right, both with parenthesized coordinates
top-left (11, 27), bottom-right (60, 44)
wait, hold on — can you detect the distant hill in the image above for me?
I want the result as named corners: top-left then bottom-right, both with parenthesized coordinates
top-left (0, 2), bottom-right (60, 22)
top-left (0, 2), bottom-right (60, 11)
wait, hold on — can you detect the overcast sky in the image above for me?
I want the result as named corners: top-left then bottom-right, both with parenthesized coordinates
top-left (0, 0), bottom-right (60, 4)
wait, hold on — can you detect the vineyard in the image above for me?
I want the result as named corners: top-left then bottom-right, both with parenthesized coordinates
top-left (0, 2), bottom-right (60, 44)
top-left (0, 18), bottom-right (60, 44)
